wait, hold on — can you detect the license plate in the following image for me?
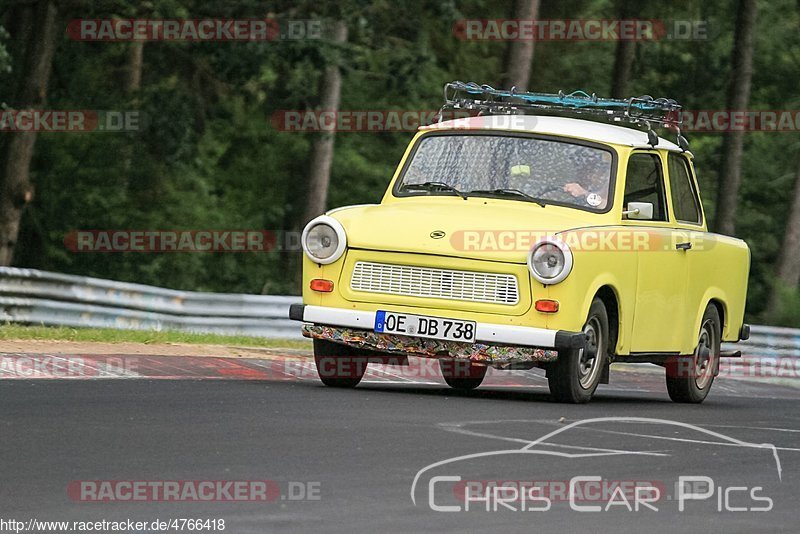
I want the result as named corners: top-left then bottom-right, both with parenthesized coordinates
top-left (374, 311), bottom-right (476, 343)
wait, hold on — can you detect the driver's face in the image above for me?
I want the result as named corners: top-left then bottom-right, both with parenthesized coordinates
top-left (584, 166), bottom-right (609, 187)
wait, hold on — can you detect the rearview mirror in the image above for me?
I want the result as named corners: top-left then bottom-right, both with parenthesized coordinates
top-left (624, 202), bottom-right (654, 220)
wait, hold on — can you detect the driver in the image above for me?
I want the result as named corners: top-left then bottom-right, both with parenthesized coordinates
top-left (506, 162), bottom-right (576, 200)
top-left (563, 153), bottom-right (612, 209)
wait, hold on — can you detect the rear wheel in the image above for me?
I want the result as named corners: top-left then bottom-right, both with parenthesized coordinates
top-left (665, 304), bottom-right (720, 403)
top-left (547, 298), bottom-right (608, 404)
top-left (313, 339), bottom-right (369, 388)
top-left (439, 359), bottom-right (487, 390)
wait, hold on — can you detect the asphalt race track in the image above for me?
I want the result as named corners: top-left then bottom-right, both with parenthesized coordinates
top-left (2, 352), bottom-right (799, 533)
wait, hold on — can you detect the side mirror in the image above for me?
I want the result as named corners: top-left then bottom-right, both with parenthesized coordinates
top-left (623, 202), bottom-right (654, 220)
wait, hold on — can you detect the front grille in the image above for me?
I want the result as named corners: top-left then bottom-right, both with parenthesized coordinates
top-left (350, 261), bottom-right (519, 305)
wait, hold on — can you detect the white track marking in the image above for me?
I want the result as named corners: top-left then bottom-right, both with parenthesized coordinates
top-left (565, 425), bottom-right (800, 453)
top-left (705, 424), bottom-right (800, 433)
top-left (438, 420), bottom-right (670, 456)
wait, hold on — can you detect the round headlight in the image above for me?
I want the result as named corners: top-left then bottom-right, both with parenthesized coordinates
top-left (306, 225), bottom-right (338, 258)
top-left (301, 215), bottom-right (347, 264)
top-left (528, 238), bottom-right (573, 285)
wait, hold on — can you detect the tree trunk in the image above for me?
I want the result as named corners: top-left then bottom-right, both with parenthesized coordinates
top-left (502, 0), bottom-right (540, 90)
top-left (302, 20), bottom-right (348, 224)
top-left (610, 0), bottom-right (636, 99)
top-left (121, 41), bottom-right (144, 183)
top-left (126, 41), bottom-right (144, 93)
top-left (767, 159), bottom-right (800, 316)
top-left (0, 0), bottom-right (59, 266)
top-left (714, 0), bottom-right (757, 236)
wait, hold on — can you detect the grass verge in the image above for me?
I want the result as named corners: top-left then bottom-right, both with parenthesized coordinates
top-left (0, 324), bottom-right (311, 349)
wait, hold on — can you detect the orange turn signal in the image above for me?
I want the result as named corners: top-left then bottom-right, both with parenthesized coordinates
top-left (535, 299), bottom-right (559, 313)
top-left (310, 279), bottom-right (334, 292)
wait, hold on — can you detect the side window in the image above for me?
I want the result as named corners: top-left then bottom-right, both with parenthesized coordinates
top-left (623, 153), bottom-right (667, 221)
top-left (668, 154), bottom-right (702, 224)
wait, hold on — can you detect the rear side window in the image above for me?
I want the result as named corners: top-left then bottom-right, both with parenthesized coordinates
top-left (623, 153), bottom-right (667, 221)
top-left (668, 154), bottom-right (702, 224)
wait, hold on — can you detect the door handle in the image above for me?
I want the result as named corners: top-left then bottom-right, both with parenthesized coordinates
top-left (675, 242), bottom-right (693, 251)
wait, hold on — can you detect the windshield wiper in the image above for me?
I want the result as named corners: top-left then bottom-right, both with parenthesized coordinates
top-left (402, 181), bottom-right (468, 200)
top-left (468, 188), bottom-right (546, 207)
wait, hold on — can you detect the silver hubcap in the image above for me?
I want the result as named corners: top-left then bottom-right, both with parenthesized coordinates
top-left (578, 317), bottom-right (603, 389)
top-left (694, 319), bottom-right (716, 389)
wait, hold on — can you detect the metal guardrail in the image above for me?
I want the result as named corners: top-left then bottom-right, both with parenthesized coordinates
top-left (0, 267), bottom-right (302, 339)
top-left (729, 325), bottom-right (800, 360)
top-left (0, 266), bottom-right (799, 354)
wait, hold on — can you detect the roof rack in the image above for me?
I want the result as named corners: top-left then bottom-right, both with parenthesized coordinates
top-left (440, 81), bottom-right (688, 149)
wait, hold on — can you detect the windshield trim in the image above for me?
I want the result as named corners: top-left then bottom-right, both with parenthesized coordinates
top-left (392, 130), bottom-right (618, 215)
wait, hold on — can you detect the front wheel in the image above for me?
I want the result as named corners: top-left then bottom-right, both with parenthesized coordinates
top-left (313, 339), bottom-right (368, 388)
top-left (439, 359), bottom-right (487, 390)
top-left (547, 298), bottom-right (608, 403)
top-left (665, 304), bottom-right (720, 403)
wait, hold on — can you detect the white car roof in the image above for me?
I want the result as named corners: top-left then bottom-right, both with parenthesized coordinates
top-left (422, 114), bottom-right (683, 151)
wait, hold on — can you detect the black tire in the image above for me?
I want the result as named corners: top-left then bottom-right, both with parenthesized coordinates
top-left (665, 304), bottom-right (720, 403)
top-left (547, 298), bottom-right (609, 404)
top-left (313, 339), bottom-right (369, 388)
top-left (439, 359), bottom-right (487, 390)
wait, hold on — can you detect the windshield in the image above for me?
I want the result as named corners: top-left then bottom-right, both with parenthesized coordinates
top-left (396, 134), bottom-right (615, 210)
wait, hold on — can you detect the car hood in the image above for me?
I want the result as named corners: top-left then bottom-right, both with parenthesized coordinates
top-left (329, 198), bottom-right (594, 263)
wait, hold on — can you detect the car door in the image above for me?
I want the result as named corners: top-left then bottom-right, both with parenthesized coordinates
top-left (623, 150), bottom-right (690, 353)
top-left (666, 152), bottom-right (712, 353)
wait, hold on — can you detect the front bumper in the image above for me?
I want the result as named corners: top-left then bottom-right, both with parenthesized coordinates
top-left (289, 304), bottom-right (585, 364)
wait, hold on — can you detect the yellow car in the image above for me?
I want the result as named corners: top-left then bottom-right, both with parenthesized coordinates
top-left (289, 84), bottom-right (751, 403)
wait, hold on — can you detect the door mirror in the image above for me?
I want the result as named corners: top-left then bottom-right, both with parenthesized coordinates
top-left (624, 202), bottom-right (654, 220)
